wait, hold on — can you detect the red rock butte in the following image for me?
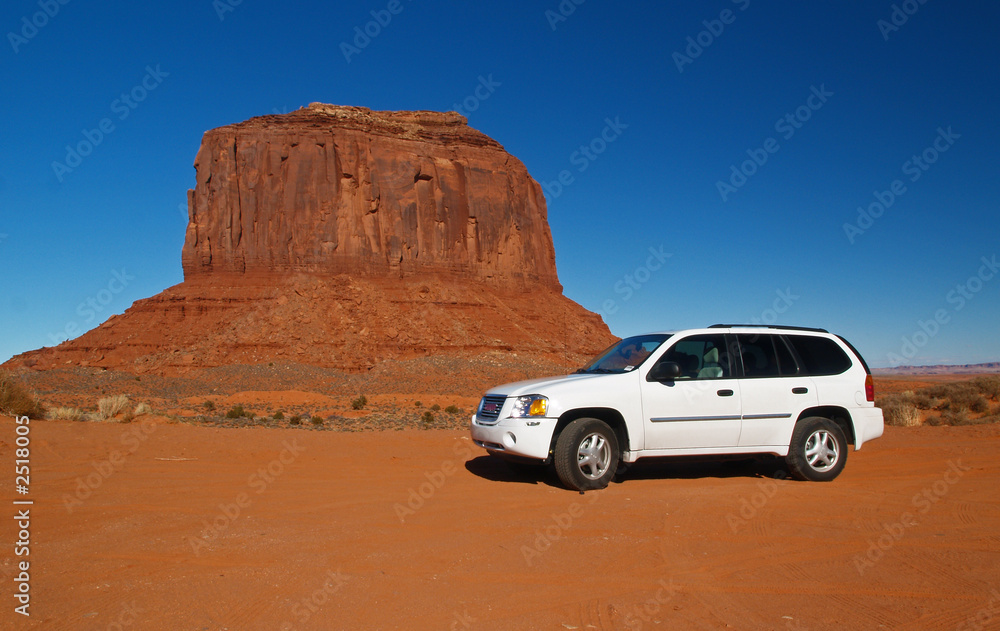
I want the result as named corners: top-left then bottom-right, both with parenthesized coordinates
top-left (8, 104), bottom-right (615, 374)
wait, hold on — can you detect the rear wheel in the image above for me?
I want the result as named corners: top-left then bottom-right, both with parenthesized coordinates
top-left (786, 417), bottom-right (847, 482)
top-left (554, 418), bottom-right (619, 491)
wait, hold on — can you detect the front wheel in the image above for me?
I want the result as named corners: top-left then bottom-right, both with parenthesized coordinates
top-left (786, 417), bottom-right (848, 482)
top-left (554, 418), bottom-right (619, 491)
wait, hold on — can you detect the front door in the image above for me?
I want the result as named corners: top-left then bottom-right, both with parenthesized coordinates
top-left (640, 334), bottom-right (742, 450)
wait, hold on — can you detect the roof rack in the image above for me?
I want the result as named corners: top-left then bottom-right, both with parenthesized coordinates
top-left (708, 324), bottom-right (829, 333)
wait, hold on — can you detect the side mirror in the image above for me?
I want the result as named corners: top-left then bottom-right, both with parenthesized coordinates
top-left (647, 361), bottom-right (681, 382)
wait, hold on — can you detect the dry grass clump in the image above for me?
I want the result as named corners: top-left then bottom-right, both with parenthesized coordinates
top-left (96, 394), bottom-right (131, 421)
top-left (48, 407), bottom-right (86, 422)
top-left (879, 393), bottom-right (921, 427)
top-left (0, 370), bottom-right (45, 418)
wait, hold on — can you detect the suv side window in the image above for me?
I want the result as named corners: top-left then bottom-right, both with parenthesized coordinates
top-left (737, 334), bottom-right (799, 377)
top-left (785, 335), bottom-right (852, 376)
top-left (660, 334), bottom-right (732, 379)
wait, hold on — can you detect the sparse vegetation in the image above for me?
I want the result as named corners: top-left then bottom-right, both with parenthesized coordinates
top-left (880, 394), bottom-right (920, 427)
top-left (49, 407), bottom-right (86, 422)
top-left (225, 405), bottom-right (250, 419)
top-left (273, 411), bottom-right (285, 420)
top-left (877, 376), bottom-right (1000, 427)
top-left (204, 400), bottom-right (216, 412)
top-left (97, 394), bottom-right (131, 421)
top-left (414, 401), bottom-right (422, 407)
top-left (352, 395), bottom-right (368, 410)
top-left (289, 414), bottom-right (303, 424)
top-left (311, 415), bottom-right (323, 425)
top-left (445, 405), bottom-right (460, 414)
top-left (430, 404), bottom-right (440, 412)
top-left (422, 411), bottom-right (434, 424)
top-left (134, 402), bottom-right (152, 417)
top-left (0, 370), bottom-right (45, 418)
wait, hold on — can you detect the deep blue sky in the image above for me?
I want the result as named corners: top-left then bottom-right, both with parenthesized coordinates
top-left (2, 0), bottom-right (998, 369)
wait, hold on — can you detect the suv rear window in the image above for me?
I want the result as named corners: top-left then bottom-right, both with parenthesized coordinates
top-left (785, 335), bottom-right (852, 376)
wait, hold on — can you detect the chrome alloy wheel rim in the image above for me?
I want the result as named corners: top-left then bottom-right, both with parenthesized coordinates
top-left (577, 433), bottom-right (611, 479)
top-left (804, 429), bottom-right (839, 471)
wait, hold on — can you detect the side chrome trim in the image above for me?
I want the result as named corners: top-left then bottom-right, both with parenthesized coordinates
top-left (650, 415), bottom-right (742, 423)
top-left (741, 413), bottom-right (793, 420)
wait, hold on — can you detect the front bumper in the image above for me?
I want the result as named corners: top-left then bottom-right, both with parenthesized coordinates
top-left (469, 415), bottom-right (558, 461)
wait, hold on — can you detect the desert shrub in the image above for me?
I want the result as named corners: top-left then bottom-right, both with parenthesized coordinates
top-left (969, 396), bottom-right (990, 414)
top-left (204, 400), bottom-right (216, 412)
top-left (946, 385), bottom-right (982, 412)
top-left (912, 393), bottom-right (938, 410)
top-left (421, 411), bottom-right (434, 424)
top-left (289, 414), bottom-right (302, 424)
top-left (414, 401), bottom-right (422, 407)
top-left (430, 404), bottom-right (441, 412)
top-left (134, 402), bottom-right (152, 417)
top-left (97, 395), bottom-right (131, 421)
top-left (311, 415), bottom-right (323, 425)
top-left (352, 395), bottom-right (368, 410)
top-left (445, 405), bottom-right (460, 414)
top-left (0, 370), bottom-right (45, 418)
top-left (972, 375), bottom-right (1000, 400)
top-left (49, 407), bottom-right (85, 422)
top-left (273, 411), bottom-right (285, 420)
top-left (225, 405), bottom-right (249, 419)
top-left (881, 395), bottom-right (920, 427)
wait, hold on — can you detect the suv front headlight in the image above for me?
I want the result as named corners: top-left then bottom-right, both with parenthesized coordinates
top-left (510, 395), bottom-right (549, 418)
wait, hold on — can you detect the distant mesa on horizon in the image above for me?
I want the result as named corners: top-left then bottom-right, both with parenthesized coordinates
top-left (874, 362), bottom-right (1000, 376)
top-left (6, 103), bottom-right (614, 374)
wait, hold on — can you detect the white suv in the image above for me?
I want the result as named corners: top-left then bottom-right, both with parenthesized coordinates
top-left (471, 325), bottom-right (884, 491)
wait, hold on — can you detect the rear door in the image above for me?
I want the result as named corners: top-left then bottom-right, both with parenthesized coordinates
top-left (735, 333), bottom-right (815, 447)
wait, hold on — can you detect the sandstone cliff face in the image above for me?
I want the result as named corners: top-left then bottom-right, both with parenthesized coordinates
top-left (8, 104), bottom-right (614, 374)
top-left (183, 104), bottom-right (560, 289)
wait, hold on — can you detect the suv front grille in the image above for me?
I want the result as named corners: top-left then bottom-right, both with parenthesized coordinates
top-left (476, 395), bottom-right (506, 423)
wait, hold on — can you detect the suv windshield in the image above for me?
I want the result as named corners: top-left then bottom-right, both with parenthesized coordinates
top-left (580, 334), bottom-right (672, 374)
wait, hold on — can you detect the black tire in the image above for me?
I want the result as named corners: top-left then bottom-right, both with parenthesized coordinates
top-left (554, 418), bottom-right (619, 491)
top-left (786, 416), bottom-right (848, 482)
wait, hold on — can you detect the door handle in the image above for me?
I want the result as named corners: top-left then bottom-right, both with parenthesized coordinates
top-left (717, 389), bottom-right (734, 397)
top-left (792, 387), bottom-right (808, 394)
